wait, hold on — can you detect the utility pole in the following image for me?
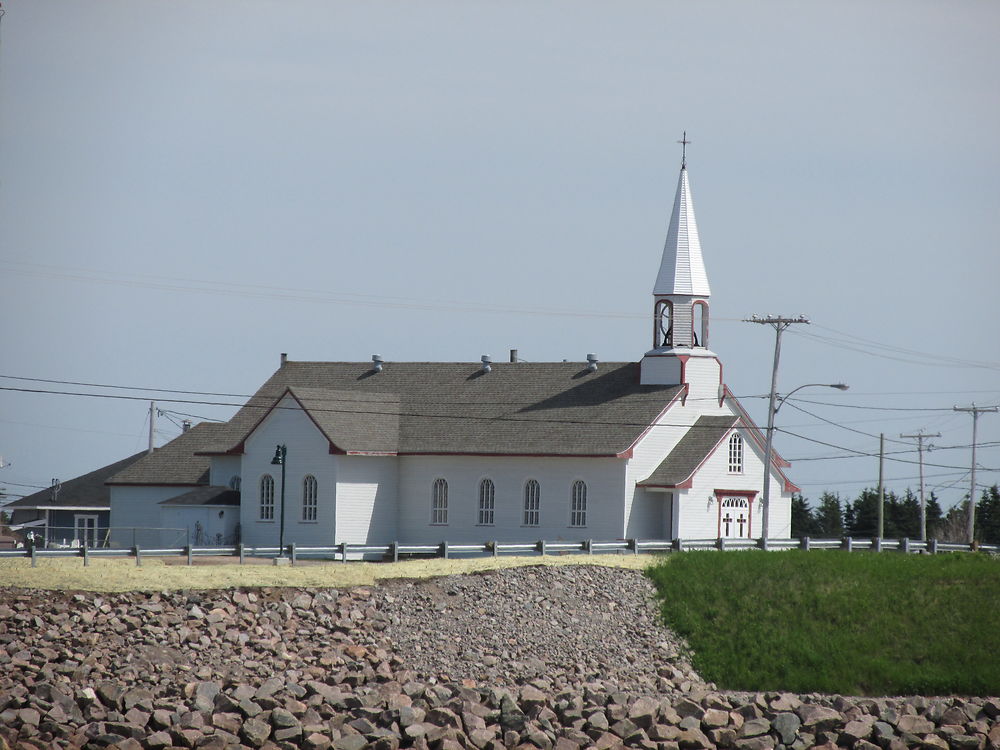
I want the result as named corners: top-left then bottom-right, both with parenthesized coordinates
top-left (743, 314), bottom-right (810, 547)
top-left (900, 429), bottom-right (940, 541)
top-left (148, 401), bottom-right (156, 454)
top-left (953, 404), bottom-right (998, 544)
top-left (877, 433), bottom-right (884, 539)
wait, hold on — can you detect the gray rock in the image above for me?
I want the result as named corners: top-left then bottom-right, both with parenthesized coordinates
top-left (772, 712), bottom-right (801, 745)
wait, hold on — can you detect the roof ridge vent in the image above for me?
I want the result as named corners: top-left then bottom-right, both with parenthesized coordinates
top-left (481, 355), bottom-right (492, 373)
top-left (586, 353), bottom-right (598, 372)
top-left (372, 354), bottom-right (384, 373)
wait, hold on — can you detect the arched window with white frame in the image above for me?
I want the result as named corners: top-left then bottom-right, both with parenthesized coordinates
top-left (523, 479), bottom-right (540, 526)
top-left (302, 475), bottom-right (318, 522)
top-left (570, 480), bottom-right (587, 527)
top-left (431, 478), bottom-right (448, 525)
top-left (259, 475), bottom-right (275, 521)
top-left (728, 433), bottom-right (744, 474)
top-left (478, 479), bottom-right (495, 525)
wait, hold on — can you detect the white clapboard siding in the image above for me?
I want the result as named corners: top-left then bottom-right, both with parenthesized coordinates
top-left (241, 394), bottom-right (338, 548)
top-left (396, 455), bottom-right (625, 545)
top-left (335, 456), bottom-right (398, 545)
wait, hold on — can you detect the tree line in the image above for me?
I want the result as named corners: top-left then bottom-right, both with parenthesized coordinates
top-left (791, 484), bottom-right (1000, 544)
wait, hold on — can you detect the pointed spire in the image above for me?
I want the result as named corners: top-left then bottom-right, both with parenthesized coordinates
top-left (653, 148), bottom-right (711, 297)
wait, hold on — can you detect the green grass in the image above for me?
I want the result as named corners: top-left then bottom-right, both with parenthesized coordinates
top-left (645, 551), bottom-right (1000, 696)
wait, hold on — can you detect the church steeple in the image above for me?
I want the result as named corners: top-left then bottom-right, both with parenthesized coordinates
top-left (651, 134), bottom-right (711, 350)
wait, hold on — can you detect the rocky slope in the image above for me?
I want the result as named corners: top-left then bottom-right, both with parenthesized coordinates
top-left (0, 564), bottom-right (997, 750)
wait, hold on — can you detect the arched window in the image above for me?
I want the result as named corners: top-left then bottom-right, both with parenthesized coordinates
top-left (478, 479), bottom-right (495, 525)
top-left (570, 480), bottom-right (587, 527)
top-left (302, 475), bottom-right (318, 522)
top-left (693, 301), bottom-right (709, 347)
top-left (431, 478), bottom-right (448, 525)
top-left (654, 300), bottom-right (673, 348)
top-left (259, 475), bottom-right (274, 521)
top-left (523, 479), bottom-right (540, 526)
top-left (229, 475), bottom-right (241, 491)
top-left (728, 433), bottom-right (744, 473)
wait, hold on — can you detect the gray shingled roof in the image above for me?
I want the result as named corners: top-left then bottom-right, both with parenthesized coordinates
top-left (107, 423), bottom-right (224, 486)
top-left (7, 452), bottom-right (147, 509)
top-left (637, 415), bottom-right (739, 488)
top-left (159, 487), bottom-right (240, 506)
top-left (201, 361), bottom-right (685, 457)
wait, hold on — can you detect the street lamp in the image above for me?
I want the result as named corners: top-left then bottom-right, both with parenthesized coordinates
top-left (760, 382), bottom-right (848, 548)
top-left (270, 444), bottom-right (287, 557)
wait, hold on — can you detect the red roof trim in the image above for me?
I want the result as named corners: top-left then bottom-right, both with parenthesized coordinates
top-left (721, 386), bottom-right (798, 492)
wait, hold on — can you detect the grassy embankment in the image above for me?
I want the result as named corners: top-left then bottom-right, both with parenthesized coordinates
top-left (0, 553), bottom-right (649, 592)
top-left (646, 550), bottom-right (1000, 697)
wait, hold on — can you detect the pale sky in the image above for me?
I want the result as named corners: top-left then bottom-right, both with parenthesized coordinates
top-left (1, 0), bottom-right (998, 513)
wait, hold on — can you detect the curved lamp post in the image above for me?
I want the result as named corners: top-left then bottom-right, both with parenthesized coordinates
top-left (270, 444), bottom-right (287, 557)
top-left (760, 382), bottom-right (848, 548)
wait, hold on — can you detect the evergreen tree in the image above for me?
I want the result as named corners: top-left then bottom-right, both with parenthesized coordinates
top-left (886, 489), bottom-right (920, 539)
top-left (815, 492), bottom-right (844, 538)
top-left (977, 485), bottom-right (1000, 545)
top-left (847, 489), bottom-right (881, 537)
top-left (926, 493), bottom-right (944, 539)
top-left (791, 494), bottom-right (820, 537)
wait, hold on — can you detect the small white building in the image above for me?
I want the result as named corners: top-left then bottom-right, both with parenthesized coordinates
top-left (108, 156), bottom-right (795, 548)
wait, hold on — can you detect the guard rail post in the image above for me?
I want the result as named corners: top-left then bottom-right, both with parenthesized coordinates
top-left (30, 545), bottom-right (38, 568)
top-left (874, 537), bottom-right (882, 553)
top-left (440, 541), bottom-right (449, 560)
top-left (492, 540), bottom-right (498, 558)
top-left (902, 537), bottom-right (911, 555)
top-left (238, 543), bottom-right (245, 564)
top-left (340, 542), bottom-right (347, 563)
top-left (391, 542), bottom-right (399, 563)
top-left (186, 544), bottom-right (193, 566)
top-left (538, 540), bottom-right (546, 556)
top-left (83, 544), bottom-right (90, 567)
top-left (930, 539), bottom-right (938, 555)
top-left (134, 545), bottom-right (142, 567)
top-left (842, 537), bottom-right (853, 552)
top-left (717, 537), bottom-right (726, 551)
top-left (801, 536), bottom-right (811, 551)
top-left (586, 539), bottom-right (593, 555)
top-left (290, 543), bottom-right (297, 566)
top-left (629, 538), bottom-right (638, 555)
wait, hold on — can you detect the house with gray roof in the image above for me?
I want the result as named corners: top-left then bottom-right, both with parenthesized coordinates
top-left (108, 156), bottom-right (795, 549)
top-left (7, 451), bottom-right (145, 547)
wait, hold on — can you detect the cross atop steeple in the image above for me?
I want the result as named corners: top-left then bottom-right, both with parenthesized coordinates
top-left (678, 131), bottom-right (691, 169)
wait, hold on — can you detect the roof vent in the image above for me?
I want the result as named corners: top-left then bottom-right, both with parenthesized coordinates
top-left (372, 354), bottom-right (384, 373)
top-left (481, 355), bottom-right (492, 373)
top-left (586, 353), bottom-right (598, 372)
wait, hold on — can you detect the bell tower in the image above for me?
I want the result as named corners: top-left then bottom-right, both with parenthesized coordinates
top-left (641, 134), bottom-right (720, 398)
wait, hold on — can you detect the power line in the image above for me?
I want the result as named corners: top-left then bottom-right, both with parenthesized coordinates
top-left (775, 427), bottom-right (1000, 472)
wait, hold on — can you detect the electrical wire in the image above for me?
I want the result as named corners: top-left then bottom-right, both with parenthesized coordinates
top-left (775, 427), bottom-right (1000, 471)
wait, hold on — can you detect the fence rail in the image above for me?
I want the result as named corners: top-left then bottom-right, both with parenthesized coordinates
top-left (0, 535), bottom-right (997, 568)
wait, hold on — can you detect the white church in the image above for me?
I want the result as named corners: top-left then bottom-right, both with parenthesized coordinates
top-left (108, 153), bottom-right (794, 548)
